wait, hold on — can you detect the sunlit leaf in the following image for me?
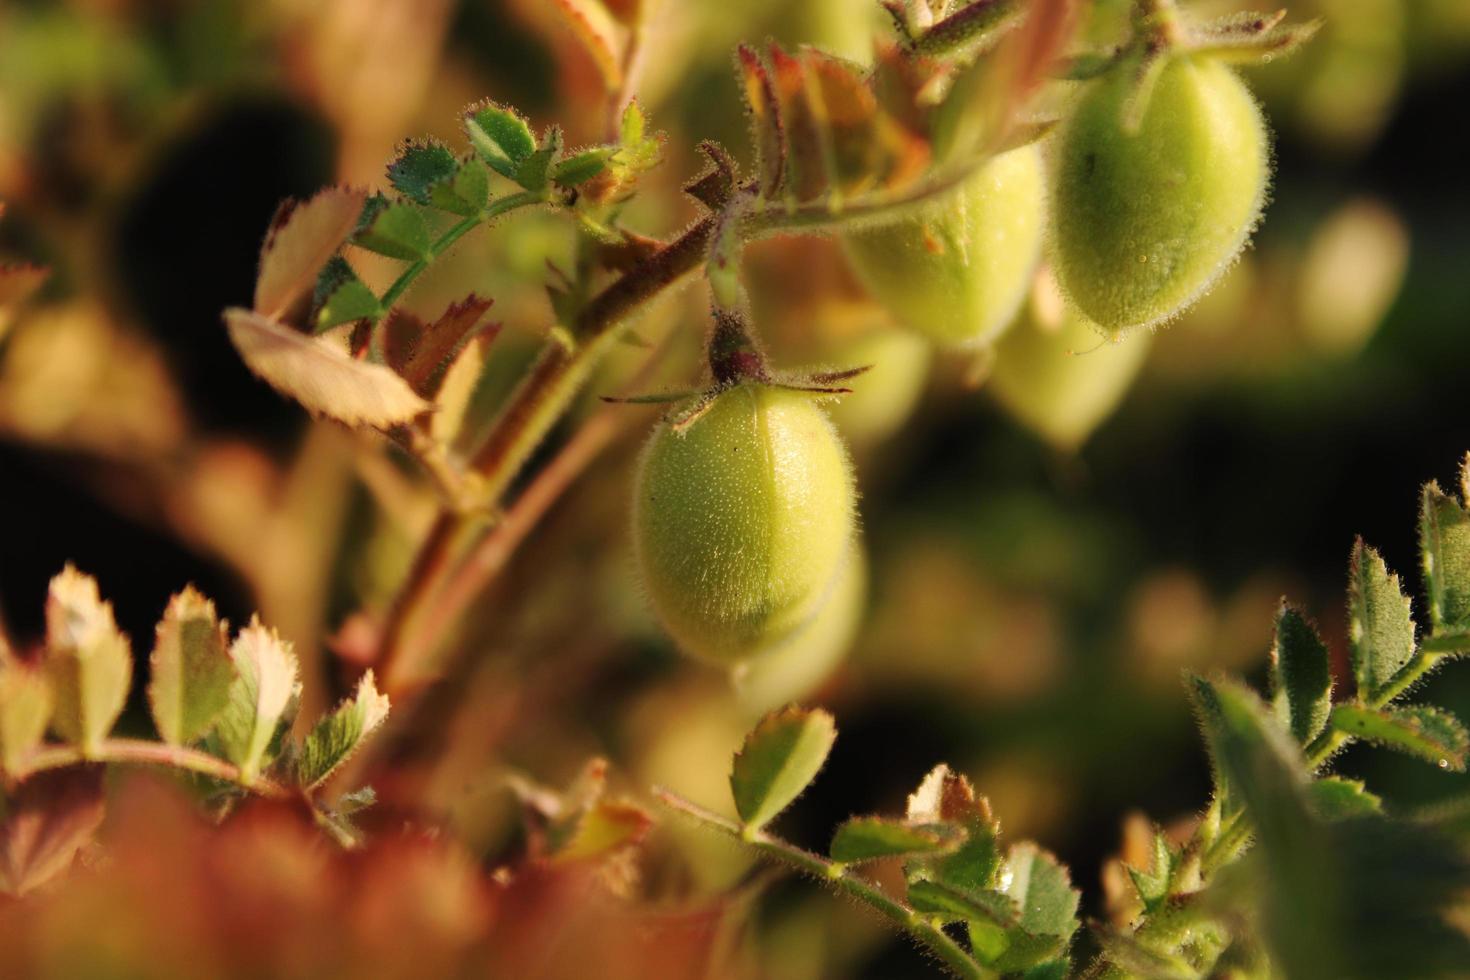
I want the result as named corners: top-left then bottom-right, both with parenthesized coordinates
top-left (1331, 703), bottom-right (1469, 771)
top-left (388, 140), bottom-right (459, 205)
top-left (224, 309), bottom-right (429, 430)
top-left (464, 101), bottom-right (537, 179)
top-left (1270, 603), bottom-right (1332, 744)
top-left (829, 817), bottom-right (964, 863)
top-left (1349, 538), bottom-right (1416, 702)
top-left (352, 197), bottom-right (432, 261)
top-left (729, 706), bottom-right (835, 830)
top-left (1421, 476), bottom-right (1470, 634)
top-left (254, 186), bottom-right (368, 320)
top-left (312, 257), bottom-right (382, 332)
top-left (0, 649), bottom-right (52, 776)
top-left (213, 617), bottom-right (301, 783)
top-left (1001, 842), bottom-right (1079, 942)
top-left (1308, 777), bottom-right (1383, 821)
top-left (44, 566), bottom-right (132, 755)
top-left (296, 670), bottom-right (390, 789)
top-left (905, 763), bottom-right (1002, 891)
top-left (551, 799), bottom-right (654, 862)
top-left (147, 586), bottom-right (235, 746)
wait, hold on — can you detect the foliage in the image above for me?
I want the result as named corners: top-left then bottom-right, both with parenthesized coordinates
top-left (2, 0), bottom-right (1465, 977)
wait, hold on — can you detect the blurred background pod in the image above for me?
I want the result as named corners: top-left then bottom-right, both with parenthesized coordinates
top-left (731, 536), bottom-right (867, 718)
top-left (987, 269), bottom-right (1154, 451)
top-left (842, 143), bottom-right (1046, 349)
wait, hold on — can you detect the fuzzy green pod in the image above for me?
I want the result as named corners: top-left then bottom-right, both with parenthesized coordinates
top-left (1051, 54), bottom-right (1269, 332)
top-left (842, 143), bottom-right (1045, 348)
top-left (634, 383), bottom-right (856, 663)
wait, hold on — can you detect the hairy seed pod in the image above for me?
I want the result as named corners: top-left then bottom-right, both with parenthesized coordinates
top-left (634, 384), bottom-right (856, 663)
top-left (1051, 55), bottom-right (1269, 332)
top-left (842, 144), bottom-right (1046, 348)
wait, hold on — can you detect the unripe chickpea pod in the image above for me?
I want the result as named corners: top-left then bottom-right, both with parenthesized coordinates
top-left (1051, 53), bottom-right (1269, 333)
top-left (633, 382), bottom-right (857, 664)
top-left (842, 144), bottom-right (1047, 349)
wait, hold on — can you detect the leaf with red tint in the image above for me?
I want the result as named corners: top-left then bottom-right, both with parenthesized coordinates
top-left (0, 767), bottom-right (105, 896)
top-left (254, 186), bottom-right (369, 322)
top-left (384, 295), bottom-right (498, 399)
top-left (737, 45), bottom-right (784, 199)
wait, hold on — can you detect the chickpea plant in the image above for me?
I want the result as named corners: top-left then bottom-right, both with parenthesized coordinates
top-left (18, 0), bottom-right (1470, 976)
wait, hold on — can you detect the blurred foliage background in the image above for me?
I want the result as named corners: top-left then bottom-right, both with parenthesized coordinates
top-left (2, 0), bottom-right (1470, 976)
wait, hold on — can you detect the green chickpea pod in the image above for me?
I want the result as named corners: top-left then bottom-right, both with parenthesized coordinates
top-left (633, 380), bottom-right (856, 665)
top-left (842, 144), bottom-right (1046, 348)
top-left (1051, 48), bottom-right (1270, 332)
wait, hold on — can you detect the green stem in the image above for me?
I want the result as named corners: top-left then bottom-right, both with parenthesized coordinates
top-left (373, 190), bottom-right (547, 327)
top-left (21, 738), bottom-right (290, 798)
top-left (912, 0), bottom-right (1022, 57)
top-left (655, 789), bottom-right (995, 980)
top-left (1368, 651), bottom-right (1447, 707)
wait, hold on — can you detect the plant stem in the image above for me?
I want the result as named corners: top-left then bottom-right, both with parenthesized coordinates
top-left (913, 0), bottom-right (1023, 57)
top-left (21, 738), bottom-right (290, 798)
top-left (655, 789), bottom-right (995, 980)
top-left (373, 191), bottom-right (546, 324)
top-left (1367, 651), bottom-right (1447, 707)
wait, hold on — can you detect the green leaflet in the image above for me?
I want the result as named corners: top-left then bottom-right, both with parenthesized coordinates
top-left (1349, 539), bottom-right (1416, 702)
top-left (43, 566), bottom-right (132, 756)
top-left (212, 618), bottom-right (301, 783)
top-left (729, 706), bottom-right (835, 830)
top-left (295, 671), bottom-right (390, 789)
top-left (1331, 703), bottom-right (1469, 771)
top-left (1270, 603), bottom-right (1332, 744)
top-left (146, 586), bottom-right (235, 746)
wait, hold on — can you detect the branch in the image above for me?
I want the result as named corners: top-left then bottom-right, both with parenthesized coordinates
top-left (20, 738), bottom-right (291, 799)
top-left (655, 789), bottom-right (996, 980)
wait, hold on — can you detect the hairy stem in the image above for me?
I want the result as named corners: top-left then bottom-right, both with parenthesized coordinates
top-left (374, 191), bottom-right (546, 326)
top-left (655, 789), bottom-right (995, 980)
top-left (22, 738), bottom-right (290, 798)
